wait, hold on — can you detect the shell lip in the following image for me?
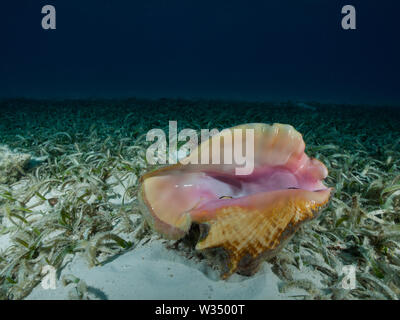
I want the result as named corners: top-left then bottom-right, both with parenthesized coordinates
top-left (139, 182), bottom-right (192, 240)
top-left (190, 187), bottom-right (331, 223)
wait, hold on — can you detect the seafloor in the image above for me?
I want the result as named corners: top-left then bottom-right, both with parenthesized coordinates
top-left (0, 98), bottom-right (400, 300)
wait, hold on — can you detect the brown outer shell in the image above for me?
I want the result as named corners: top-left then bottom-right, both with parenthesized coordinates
top-left (192, 189), bottom-right (330, 278)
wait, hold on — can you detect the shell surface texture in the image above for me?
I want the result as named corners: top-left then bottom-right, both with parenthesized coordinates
top-left (139, 123), bottom-right (331, 278)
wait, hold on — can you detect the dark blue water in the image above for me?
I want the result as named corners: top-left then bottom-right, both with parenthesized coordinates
top-left (1, 0), bottom-right (399, 105)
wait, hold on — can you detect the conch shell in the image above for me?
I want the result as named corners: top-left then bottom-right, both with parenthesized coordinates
top-left (139, 123), bottom-right (331, 278)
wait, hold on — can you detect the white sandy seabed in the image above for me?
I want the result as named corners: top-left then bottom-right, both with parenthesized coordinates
top-left (24, 237), bottom-right (316, 300)
top-left (1, 212), bottom-right (318, 300)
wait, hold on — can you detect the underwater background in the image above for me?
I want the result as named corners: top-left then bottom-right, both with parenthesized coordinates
top-left (1, 0), bottom-right (400, 104)
top-left (1, 0), bottom-right (400, 300)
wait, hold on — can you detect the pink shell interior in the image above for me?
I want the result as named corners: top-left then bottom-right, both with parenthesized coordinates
top-left (140, 123), bottom-right (330, 239)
